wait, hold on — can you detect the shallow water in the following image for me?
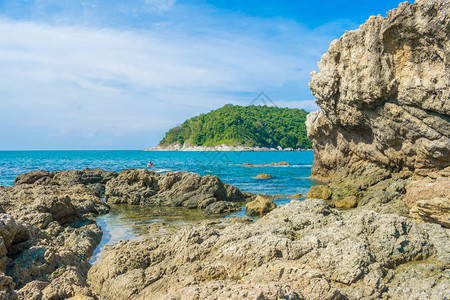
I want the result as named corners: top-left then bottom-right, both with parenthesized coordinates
top-left (0, 150), bottom-right (314, 262)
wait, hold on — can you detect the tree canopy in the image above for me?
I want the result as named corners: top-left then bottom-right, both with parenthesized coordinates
top-left (159, 104), bottom-right (312, 149)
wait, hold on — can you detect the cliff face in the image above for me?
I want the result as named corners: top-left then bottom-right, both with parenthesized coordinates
top-left (307, 0), bottom-right (450, 180)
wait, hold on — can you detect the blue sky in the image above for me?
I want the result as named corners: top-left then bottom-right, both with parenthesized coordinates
top-left (0, 0), bottom-right (410, 150)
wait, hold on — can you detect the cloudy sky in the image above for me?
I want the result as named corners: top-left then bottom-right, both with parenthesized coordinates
top-left (0, 0), bottom-right (408, 150)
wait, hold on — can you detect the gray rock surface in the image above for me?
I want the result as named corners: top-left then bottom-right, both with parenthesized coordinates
top-left (307, 0), bottom-right (450, 180)
top-left (105, 169), bottom-right (246, 212)
top-left (88, 199), bottom-right (450, 300)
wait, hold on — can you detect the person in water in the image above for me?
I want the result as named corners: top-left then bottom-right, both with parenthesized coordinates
top-left (147, 161), bottom-right (154, 167)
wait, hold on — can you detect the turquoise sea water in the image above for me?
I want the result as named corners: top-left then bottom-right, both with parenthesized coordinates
top-left (0, 150), bottom-right (314, 262)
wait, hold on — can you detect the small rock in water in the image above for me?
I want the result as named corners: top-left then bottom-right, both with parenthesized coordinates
top-left (287, 193), bottom-right (304, 199)
top-left (255, 173), bottom-right (274, 179)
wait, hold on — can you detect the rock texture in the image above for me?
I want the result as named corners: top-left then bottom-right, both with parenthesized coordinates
top-left (307, 0), bottom-right (450, 180)
top-left (0, 169), bottom-right (113, 299)
top-left (104, 169), bottom-right (246, 213)
top-left (88, 199), bottom-right (450, 300)
top-left (245, 195), bottom-right (276, 216)
top-left (403, 176), bottom-right (450, 227)
top-left (306, 185), bottom-right (332, 200)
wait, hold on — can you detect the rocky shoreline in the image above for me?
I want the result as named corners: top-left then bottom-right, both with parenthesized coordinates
top-left (90, 0), bottom-right (449, 299)
top-left (144, 144), bottom-right (312, 152)
top-left (0, 168), bottom-right (257, 299)
top-left (0, 0), bottom-right (448, 299)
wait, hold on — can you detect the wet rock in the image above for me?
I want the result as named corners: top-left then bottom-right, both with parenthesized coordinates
top-left (306, 185), bottom-right (332, 200)
top-left (403, 176), bottom-right (450, 227)
top-left (105, 169), bottom-right (246, 210)
top-left (204, 201), bottom-right (240, 215)
top-left (245, 195), bottom-right (276, 216)
top-left (88, 199), bottom-right (449, 299)
top-left (287, 193), bottom-right (304, 199)
top-left (255, 173), bottom-right (273, 179)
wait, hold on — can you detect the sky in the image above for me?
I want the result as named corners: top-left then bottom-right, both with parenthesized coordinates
top-left (0, 0), bottom-right (411, 150)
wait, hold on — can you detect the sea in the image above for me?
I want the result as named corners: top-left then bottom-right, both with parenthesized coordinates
top-left (0, 150), bottom-right (314, 262)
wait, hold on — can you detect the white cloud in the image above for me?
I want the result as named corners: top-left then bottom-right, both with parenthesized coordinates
top-left (0, 6), bottom-right (347, 149)
top-left (145, 0), bottom-right (176, 12)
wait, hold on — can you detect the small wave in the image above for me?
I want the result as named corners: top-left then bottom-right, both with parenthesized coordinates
top-left (155, 168), bottom-right (172, 173)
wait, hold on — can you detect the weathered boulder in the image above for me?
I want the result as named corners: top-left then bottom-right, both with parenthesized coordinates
top-left (88, 199), bottom-right (450, 299)
top-left (255, 173), bottom-right (274, 179)
top-left (104, 169), bottom-right (246, 211)
top-left (307, 0), bottom-right (450, 181)
top-left (403, 176), bottom-right (450, 227)
top-left (245, 195), bottom-right (276, 216)
top-left (306, 185), bottom-right (332, 200)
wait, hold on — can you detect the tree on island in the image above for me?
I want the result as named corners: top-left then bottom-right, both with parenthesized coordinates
top-left (159, 104), bottom-right (312, 149)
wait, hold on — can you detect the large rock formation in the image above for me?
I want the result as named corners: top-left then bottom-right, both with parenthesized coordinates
top-left (105, 169), bottom-right (246, 214)
top-left (307, 0), bottom-right (449, 179)
top-left (306, 0), bottom-right (450, 227)
top-left (88, 199), bottom-right (450, 299)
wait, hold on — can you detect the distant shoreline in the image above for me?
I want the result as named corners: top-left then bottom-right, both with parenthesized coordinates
top-left (144, 144), bottom-right (312, 152)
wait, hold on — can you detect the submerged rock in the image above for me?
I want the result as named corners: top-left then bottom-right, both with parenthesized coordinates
top-left (104, 169), bottom-right (246, 212)
top-left (287, 193), bottom-right (304, 199)
top-left (88, 199), bottom-right (450, 299)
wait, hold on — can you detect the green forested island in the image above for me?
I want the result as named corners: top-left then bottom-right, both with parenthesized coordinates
top-left (158, 104), bottom-right (312, 149)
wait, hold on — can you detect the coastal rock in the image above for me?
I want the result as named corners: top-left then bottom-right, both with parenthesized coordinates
top-left (287, 193), bottom-right (304, 199)
top-left (331, 195), bottom-right (357, 209)
top-left (306, 185), bottom-right (332, 200)
top-left (245, 195), bottom-right (276, 216)
top-left (403, 176), bottom-right (450, 227)
top-left (307, 0), bottom-right (450, 180)
top-left (204, 201), bottom-right (240, 215)
top-left (14, 168), bottom-right (117, 195)
top-left (255, 173), bottom-right (274, 179)
top-left (0, 170), bottom-right (110, 299)
top-left (88, 199), bottom-right (450, 299)
top-left (105, 169), bottom-right (246, 210)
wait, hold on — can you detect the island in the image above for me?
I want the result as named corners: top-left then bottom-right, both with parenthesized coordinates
top-left (145, 104), bottom-right (312, 151)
